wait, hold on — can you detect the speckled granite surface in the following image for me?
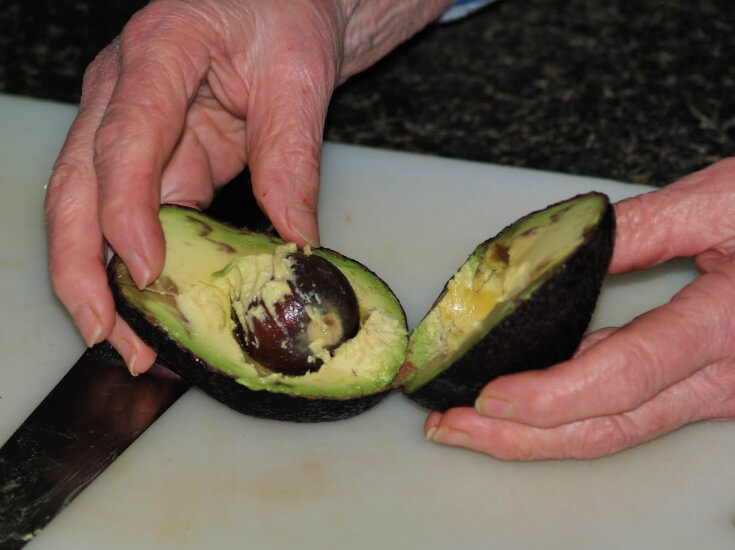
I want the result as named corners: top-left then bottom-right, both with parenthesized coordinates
top-left (1, 0), bottom-right (733, 186)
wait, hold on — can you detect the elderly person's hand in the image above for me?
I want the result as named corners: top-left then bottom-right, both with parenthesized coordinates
top-left (44, 0), bottom-right (453, 374)
top-left (425, 158), bottom-right (735, 459)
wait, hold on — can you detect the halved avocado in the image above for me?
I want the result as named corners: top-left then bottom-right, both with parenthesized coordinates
top-left (108, 206), bottom-right (408, 422)
top-left (401, 192), bottom-right (615, 411)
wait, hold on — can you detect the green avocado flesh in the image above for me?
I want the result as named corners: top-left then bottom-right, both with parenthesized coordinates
top-left (110, 206), bottom-right (407, 400)
top-left (404, 192), bottom-right (613, 396)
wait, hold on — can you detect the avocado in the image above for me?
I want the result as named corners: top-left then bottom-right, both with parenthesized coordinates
top-left (401, 192), bottom-right (615, 411)
top-left (110, 192), bottom-right (614, 421)
top-left (108, 206), bottom-right (408, 422)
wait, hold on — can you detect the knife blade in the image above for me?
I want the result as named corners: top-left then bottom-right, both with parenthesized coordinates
top-left (0, 343), bottom-right (190, 549)
top-left (0, 169), bottom-right (272, 549)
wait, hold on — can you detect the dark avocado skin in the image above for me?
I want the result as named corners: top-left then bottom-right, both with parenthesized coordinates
top-left (404, 196), bottom-right (615, 412)
top-left (108, 250), bottom-right (400, 423)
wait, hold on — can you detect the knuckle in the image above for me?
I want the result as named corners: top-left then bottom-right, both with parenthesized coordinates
top-left (45, 167), bottom-right (94, 300)
top-left (45, 160), bottom-right (87, 225)
top-left (92, 110), bottom-right (130, 158)
top-left (611, 338), bottom-right (662, 409)
top-left (572, 416), bottom-right (639, 459)
top-left (47, 258), bottom-right (95, 310)
top-left (81, 43), bottom-right (119, 96)
top-left (673, 283), bottom-right (734, 356)
top-left (91, 123), bottom-right (120, 173)
top-left (98, 197), bottom-right (137, 239)
top-left (508, 440), bottom-right (540, 462)
top-left (512, 373), bottom-right (564, 424)
top-left (489, 425), bottom-right (529, 461)
top-left (705, 156), bottom-right (735, 183)
top-left (523, 389), bottom-right (559, 423)
top-left (697, 361), bottom-right (735, 420)
top-left (480, 424), bottom-right (539, 462)
top-left (285, 145), bottom-right (322, 191)
top-left (119, 0), bottom-right (213, 57)
top-left (81, 58), bottom-right (104, 92)
top-left (49, 258), bottom-right (85, 303)
top-left (119, 2), bottom-right (177, 52)
top-left (92, 109), bottom-right (159, 173)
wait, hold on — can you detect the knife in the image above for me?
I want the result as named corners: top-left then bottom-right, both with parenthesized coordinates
top-left (0, 170), bottom-right (272, 549)
top-left (0, 343), bottom-right (189, 549)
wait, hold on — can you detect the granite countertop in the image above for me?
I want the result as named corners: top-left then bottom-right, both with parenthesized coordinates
top-left (1, 0), bottom-right (733, 187)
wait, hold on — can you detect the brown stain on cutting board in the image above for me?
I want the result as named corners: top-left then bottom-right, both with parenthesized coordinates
top-left (77, 411), bottom-right (342, 548)
top-left (245, 457), bottom-right (332, 502)
top-left (143, 454), bottom-right (336, 546)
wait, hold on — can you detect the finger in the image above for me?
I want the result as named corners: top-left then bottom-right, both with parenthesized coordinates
top-left (571, 327), bottom-right (618, 358)
top-left (610, 158), bottom-right (735, 274)
top-left (106, 314), bottom-right (158, 375)
top-left (45, 46), bottom-right (121, 347)
top-left (427, 358), bottom-right (735, 460)
top-left (474, 273), bottom-right (734, 428)
top-left (159, 128), bottom-right (216, 208)
top-left (426, 405), bottom-right (663, 461)
top-left (247, 82), bottom-right (325, 247)
top-left (246, 27), bottom-right (337, 247)
top-left (165, 90), bottom-right (249, 189)
top-left (158, 98), bottom-right (249, 206)
top-left (94, 10), bottom-right (211, 287)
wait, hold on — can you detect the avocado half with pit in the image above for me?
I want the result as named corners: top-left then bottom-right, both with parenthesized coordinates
top-left (108, 206), bottom-right (408, 422)
top-left (400, 192), bottom-right (615, 411)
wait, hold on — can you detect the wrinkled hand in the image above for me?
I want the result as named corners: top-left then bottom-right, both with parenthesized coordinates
top-left (44, 0), bottom-right (452, 374)
top-left (426, 158), bottom-right (735, 460)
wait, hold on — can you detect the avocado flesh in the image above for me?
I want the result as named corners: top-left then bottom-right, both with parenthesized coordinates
top-left (111, 206), bottom-right (407, 399)
top-left (404, 194), bottom-right (608, 393)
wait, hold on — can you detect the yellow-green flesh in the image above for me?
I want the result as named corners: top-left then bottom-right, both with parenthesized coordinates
top-left (116, 207), bottom-right (407, 398)
top-left (405, 194), bottom-right (605, 392)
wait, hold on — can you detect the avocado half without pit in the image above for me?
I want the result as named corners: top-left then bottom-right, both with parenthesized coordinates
top-left (108, 192), bottom-right (614, 422)
top-left (108, 206), bottom-right (408, 422)
top-left (401, 191), bottom-right (615, 411)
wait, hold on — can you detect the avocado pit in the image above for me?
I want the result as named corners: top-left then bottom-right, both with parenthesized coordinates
top-left (232, 249), bottom-right (360, 376)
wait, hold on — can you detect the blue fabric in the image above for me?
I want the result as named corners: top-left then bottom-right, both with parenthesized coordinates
top-left (439, 0), bottom-right (496, 23)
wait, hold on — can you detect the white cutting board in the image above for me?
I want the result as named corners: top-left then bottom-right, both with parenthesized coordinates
top-left (1, 93), bottom-right (733, 550)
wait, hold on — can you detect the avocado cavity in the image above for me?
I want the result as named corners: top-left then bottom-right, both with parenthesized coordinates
top-left (202, 244), bottom-right (360, 376)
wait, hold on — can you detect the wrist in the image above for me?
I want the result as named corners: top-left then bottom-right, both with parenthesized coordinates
top-left (337, 0), bottom-right (455, 82)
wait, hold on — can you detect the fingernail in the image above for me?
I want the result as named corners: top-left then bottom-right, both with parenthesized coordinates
top-left (431, 427), bottom-right (470, 447)
top-left (115, 338), bottom-right (139, 376)
top-left (288, 203), bottom-right (319, 247)
top-left (425, 426), bottom-right (438, 441)
top-left (475, 395), bottom-right (514, 419)
top-left (73, 304), bottom-right (102, 347)
top-left (125, 251), bottom-right (152, 290)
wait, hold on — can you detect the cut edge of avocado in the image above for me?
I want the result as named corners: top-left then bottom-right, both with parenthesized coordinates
top-left (108, 205), bottom-right (408, 422)
top-left (401, 192), bottom-right (615, 411)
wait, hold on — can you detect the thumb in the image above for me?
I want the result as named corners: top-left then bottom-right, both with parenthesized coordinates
top-left (246, 60), bottom-right (333, 247)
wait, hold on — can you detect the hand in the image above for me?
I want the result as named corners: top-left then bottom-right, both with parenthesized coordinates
top-left (425, 158), bottom-right (735, 460)
top-left (44, 0), bottom-right (453, 374)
